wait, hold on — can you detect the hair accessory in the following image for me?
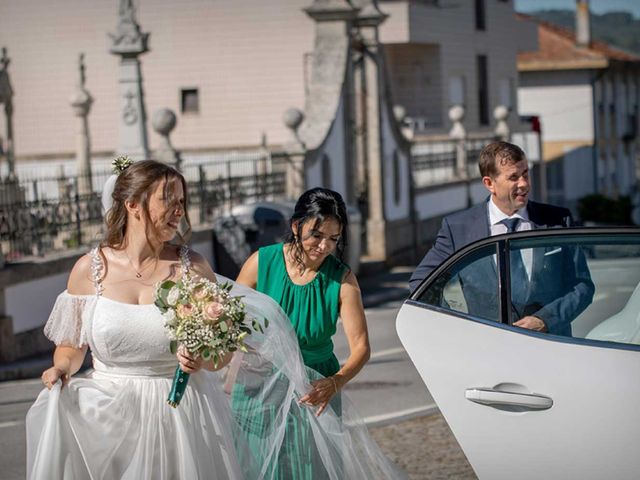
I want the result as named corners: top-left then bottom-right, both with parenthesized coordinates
top-left (102, 156), bottom-right (133, 214)
top-left (112, 155), bottom-right (134, 175)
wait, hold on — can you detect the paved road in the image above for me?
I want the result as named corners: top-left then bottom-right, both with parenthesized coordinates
top-left (0, 299), bottom-right (441, 479)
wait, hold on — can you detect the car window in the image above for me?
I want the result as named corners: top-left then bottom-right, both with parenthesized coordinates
top-left (507, 237), bottom-right (595, 337)
top-left (509, 235), bottom-right (640, 343)
top-left (416, 244), bottom-right (501, 323)
top-left (416, 232), bottom-right (640, 346)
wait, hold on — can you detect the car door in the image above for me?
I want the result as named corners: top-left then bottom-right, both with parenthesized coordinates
top-left (397, 228), bottom-right (640, 480)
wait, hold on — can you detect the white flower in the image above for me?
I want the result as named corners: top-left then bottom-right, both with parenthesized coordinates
top-left (163, 309), bottom-right (177, 326)
top-left (167, 286), bottom-right (180, 306)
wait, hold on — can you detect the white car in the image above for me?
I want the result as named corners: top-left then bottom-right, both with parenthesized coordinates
top-left (397, 227), bottom-right (640, 480)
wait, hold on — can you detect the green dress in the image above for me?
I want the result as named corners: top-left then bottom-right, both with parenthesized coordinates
top-left (257, 242), bottom-right (346, 377)
top-left (231, 242), bottom-right (348, 479)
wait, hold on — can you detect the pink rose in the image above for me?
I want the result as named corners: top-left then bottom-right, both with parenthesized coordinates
top-left (177, 303), bottom-right (194, 318)
top-left (204, 302), bottom-right (224, 322)
top-left (193, 285), bottom-right (209, 301)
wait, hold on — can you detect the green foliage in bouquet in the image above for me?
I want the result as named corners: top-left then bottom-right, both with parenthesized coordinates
top-left (154, 275), bottom-right (268, 407)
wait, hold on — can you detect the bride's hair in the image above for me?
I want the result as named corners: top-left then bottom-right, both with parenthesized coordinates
top-left (286, 187), bottom-right (348, 272)
top-left (102, 160), bottom-right (190, 256)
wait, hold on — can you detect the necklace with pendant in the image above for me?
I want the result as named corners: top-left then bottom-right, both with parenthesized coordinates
top-left (124, 250), bottom-right (153, 279)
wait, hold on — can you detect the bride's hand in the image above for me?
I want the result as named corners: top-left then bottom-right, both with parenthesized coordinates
top-left (177, 346), bottom-right (204, 374)
top-left (41, 366), bottom-right (69, 390)
top-left (299, 376), bottom-right (340, 416)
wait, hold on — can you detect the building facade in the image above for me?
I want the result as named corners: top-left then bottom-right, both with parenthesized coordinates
top-left (517, 10), bottom-right (640, 208)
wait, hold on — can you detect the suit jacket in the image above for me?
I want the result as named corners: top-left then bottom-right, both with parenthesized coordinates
top-left (409, 200), bottom-right (595, 336)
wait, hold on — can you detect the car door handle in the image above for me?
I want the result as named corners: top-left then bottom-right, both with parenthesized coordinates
top-left (465, 388), bottom-right (553, 410)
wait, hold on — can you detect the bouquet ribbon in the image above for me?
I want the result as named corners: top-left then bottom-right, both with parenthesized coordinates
top-left (167, 366), bottom-right (190, 408)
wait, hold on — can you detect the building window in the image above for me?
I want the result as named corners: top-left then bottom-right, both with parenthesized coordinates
top-left (477, 55), bottom-right (489, 125)
top-left (498, 77), bottom-right (513, 110)
top-left (475, 0), bottom-right (486, 31)
top-left (181, 88), bottom-right (199, 114)
top-left (449, 76), bottom-right (466, 107)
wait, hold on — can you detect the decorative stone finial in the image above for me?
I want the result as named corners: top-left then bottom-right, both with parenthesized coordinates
top-left (0, 48), bottom-right (9, 72)
top-left (393, 105), bottom-right (406, 124)
top-left (109, 0), bottom-right (149, 56)
top-left (493, 105), bottom-right (510, 140)
top-left (152, 108), bottom-right (177, 137)
top-left (0, 47), bottom-right (13, 103)
top-left (152, 108), bottom-right (181, 169)
top-left (283, 107), bottom-right (304, 132)
top-left (448, 105), bottom-right (466, 139)
top-left (70, 53), bottom-right (93, 117)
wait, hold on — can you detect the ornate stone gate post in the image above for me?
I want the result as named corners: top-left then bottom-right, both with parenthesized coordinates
top-left (109, 0), bottom-right (150, 160)
top-left (70, 54), bottom-right (94, 195)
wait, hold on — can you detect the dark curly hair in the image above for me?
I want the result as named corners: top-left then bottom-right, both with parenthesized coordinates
top-left (285, 188), bottom-right (348, 273)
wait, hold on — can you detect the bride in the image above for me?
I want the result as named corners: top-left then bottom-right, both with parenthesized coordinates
top-left (27, 159), bottom-right (404, 479)
top-left (26, 160), bottom-right (244, 479)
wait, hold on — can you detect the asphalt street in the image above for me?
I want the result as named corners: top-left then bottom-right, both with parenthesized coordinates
top-left (0, 298), bottom-right (433, 479)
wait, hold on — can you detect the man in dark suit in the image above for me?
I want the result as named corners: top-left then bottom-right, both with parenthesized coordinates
top-left (409, 141), bottom-right (594, 336)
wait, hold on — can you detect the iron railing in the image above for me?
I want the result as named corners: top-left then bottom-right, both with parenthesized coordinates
top-left (411, 135), bottom-right (496, 187)
top-left (0, 155), bottom-right (287, 262)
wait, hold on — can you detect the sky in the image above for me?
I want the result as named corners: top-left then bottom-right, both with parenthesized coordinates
top-left (514, 0), bottom-right (640, 18)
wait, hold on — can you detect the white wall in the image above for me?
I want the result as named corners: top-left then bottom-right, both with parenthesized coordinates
top-left (518, 71), bottom-right (594, 142)
top-left (414, 180), bottom-right (485, 221)
top-left (0, 0), bottom-right (313, 158)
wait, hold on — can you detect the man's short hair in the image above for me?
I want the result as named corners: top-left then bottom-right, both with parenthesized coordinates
top-left (478, 141), bottom-right (526, 178)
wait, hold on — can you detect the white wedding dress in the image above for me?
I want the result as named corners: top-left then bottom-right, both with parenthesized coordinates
top-left (26, 248), bottom-right (243, 480)
top-left (27, 246), bottom-right (406, 480)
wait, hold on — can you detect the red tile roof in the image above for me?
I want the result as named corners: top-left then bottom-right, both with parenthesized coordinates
top-left (516, 13), bottom-right (640, 71)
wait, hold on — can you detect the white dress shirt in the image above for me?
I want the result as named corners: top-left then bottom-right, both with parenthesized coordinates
top-left (488, 198), bottom-right (533, 279)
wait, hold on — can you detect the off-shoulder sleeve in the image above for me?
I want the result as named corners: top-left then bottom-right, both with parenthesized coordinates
top-left (43, 291), bottom-right (97, 348)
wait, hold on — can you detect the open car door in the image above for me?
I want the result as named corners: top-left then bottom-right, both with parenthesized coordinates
top-left (397, 228), bottom-right (640, 480)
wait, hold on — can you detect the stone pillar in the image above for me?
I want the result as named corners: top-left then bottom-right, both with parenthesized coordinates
top-left (109, 0), bottom-right (150, 160)
top-left (152, 108), bottom-right (182, 170)
top-left (493, 104), bottom-right (510, 141)
top-left (69, 53), bottom-right (94, 195)
top-left (283, 107), bottom-right (306, 200)
top-left (449, 105), bottom-right (468, 179)
top-left (0, 47), bottom-right (16, 180)
top-left (352, 1), bottom-right (388, 260)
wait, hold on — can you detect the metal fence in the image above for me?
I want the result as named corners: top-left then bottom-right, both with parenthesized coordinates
top-left (0, 154), bottom-right (288, 262)
top-left (411, 135), bottom-right (496, 188)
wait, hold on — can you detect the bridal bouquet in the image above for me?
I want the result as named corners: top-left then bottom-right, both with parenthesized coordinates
top-left (154, 275), bottom-right (267, 407)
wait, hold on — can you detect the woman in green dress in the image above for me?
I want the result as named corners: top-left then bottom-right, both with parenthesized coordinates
top-left (233, 187), bottom-right (373, 478)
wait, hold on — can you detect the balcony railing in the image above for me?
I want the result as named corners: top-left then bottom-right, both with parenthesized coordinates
top-left (411, 135), bottom-right (496, 188)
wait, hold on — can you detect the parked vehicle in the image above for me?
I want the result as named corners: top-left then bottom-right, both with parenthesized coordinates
top-left (397, 227), bottom-right (640, 480)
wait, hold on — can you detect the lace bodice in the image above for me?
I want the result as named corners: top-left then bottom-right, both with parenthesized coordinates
top-left (44, 246), bottom-right (192, 377)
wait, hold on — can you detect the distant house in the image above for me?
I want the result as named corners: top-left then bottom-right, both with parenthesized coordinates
top-left (381, 0), bottom-right (522, 136)
top-left (516, 7), bottom-right (640, 210)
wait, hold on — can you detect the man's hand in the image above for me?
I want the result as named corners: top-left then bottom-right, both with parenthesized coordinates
top-left (513, 315), bottom-right (547, 332)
